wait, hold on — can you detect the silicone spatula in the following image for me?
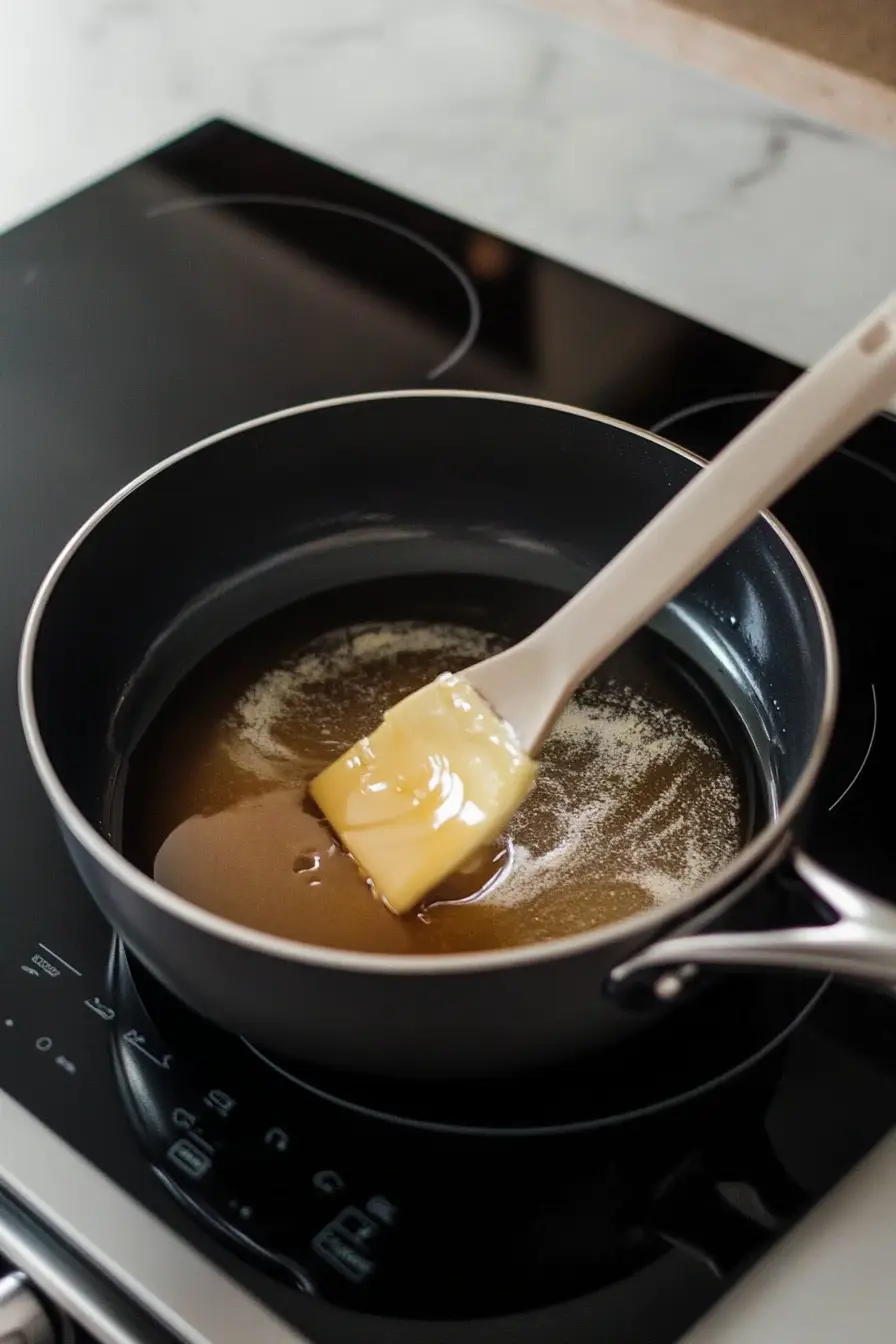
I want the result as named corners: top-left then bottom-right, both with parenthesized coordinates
top-left (312, 293), bottom-right (896, 915)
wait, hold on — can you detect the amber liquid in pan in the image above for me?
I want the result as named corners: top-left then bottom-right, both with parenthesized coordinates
top-left (123, 577), bottom-right (751, 955)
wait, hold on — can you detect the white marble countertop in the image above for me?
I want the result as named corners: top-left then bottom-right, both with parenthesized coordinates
top-left (4, 5), bottom-right (896, 1343)
top-left (2, 0), bottom-right (896, 369)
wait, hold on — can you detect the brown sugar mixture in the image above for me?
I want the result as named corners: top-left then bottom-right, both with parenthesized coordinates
top-left (124, 607), bottom-right (747, 956)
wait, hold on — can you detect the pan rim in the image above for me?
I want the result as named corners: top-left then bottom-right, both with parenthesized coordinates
top-left (18, 388), bottom-right (840, 977)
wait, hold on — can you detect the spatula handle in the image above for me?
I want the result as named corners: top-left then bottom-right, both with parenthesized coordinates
top-left (479, 293), bottom-right (896, 754)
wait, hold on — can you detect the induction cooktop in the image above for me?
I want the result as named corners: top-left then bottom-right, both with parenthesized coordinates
top-left (2, 118), bottom-right (896, 1344)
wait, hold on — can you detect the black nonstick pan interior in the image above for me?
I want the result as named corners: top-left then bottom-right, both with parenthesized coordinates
top-left (33, 395), bottom-right (826, 847)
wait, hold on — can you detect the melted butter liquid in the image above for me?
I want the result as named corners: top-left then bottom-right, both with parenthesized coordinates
top-left (123, 576), bottom-right (753, 955)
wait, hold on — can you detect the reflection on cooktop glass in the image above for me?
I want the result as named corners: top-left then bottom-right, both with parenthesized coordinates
top-left (2, 119), bottom-right (896, 1344)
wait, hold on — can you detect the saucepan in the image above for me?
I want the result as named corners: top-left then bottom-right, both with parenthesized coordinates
top-left (18, 390), bottom-right (896, 1078)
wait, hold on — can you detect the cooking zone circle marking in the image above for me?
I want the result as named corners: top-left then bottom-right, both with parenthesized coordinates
top-left (652, 391), bottom-right (891, 814)
top-left (145, 194), bottom-right (482, 381)
top-left (238, 974), bottom-right (827, 1139)
top-left (828, 682), bottom-right (878, 813)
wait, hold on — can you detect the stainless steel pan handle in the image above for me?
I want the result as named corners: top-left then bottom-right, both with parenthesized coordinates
top-left (610, 848), bottom-right (896, 1000)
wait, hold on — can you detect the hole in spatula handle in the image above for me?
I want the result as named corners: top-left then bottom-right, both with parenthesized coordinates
top-left (860, 320), bottom-right (891, 355)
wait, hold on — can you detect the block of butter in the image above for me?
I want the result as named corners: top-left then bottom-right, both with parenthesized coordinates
top-left (310, 674), bottom-right (538, 915)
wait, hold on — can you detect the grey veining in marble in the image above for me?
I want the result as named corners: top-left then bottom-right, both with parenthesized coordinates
top-left (2, 0), bottom-right (896, 367)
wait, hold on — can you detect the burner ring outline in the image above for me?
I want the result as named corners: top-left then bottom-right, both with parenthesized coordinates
top-left (145, 193), bottom-right (481, 381)
top-left (650, 394), bottom-right (889, 819)
top-left (239, 974), bottom-right (827, 1140)
top-left (828, 682), bottom-right (878, 813)
top-left (650, 390), bottom-right (780, 438)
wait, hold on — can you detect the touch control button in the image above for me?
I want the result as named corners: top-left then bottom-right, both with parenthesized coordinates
top-left (312, 1206), bottom-right (380, 1284)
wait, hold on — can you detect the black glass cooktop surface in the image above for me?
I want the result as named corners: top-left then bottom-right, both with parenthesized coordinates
top-left (3, 119), bottom-right (896, 1344)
